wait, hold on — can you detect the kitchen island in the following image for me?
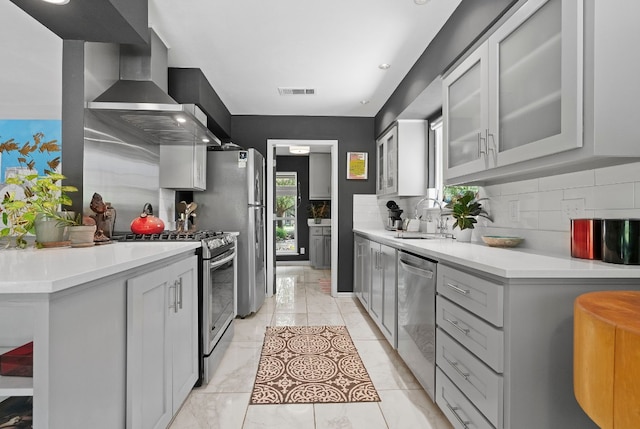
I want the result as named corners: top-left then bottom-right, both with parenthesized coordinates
top-left (353, 227), bottom-right (640, 429)
top-left (0, 242), bottom-right (200, 429)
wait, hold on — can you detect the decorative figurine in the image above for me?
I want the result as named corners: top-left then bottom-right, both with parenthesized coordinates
top-left (89, 192), bottom-right (116, 240)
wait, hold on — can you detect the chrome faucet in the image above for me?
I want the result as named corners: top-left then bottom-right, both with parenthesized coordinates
top-left (414, 196), bottom-right (453, 236)
top-left (414, 197), bottom-right (442, 219)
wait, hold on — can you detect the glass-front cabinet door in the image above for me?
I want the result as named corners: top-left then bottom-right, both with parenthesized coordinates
top-left (488, 0), bottom-right (582, 166)
top-left (376, 125), bottom-right (398, 195)
top-left (443, 43), bottom-right (489, 181)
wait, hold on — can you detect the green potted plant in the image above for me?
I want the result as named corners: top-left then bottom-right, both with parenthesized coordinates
top-left (445, 190), bottom-right (492, 242)
top-left (0, 132), bottom-right (81, 248)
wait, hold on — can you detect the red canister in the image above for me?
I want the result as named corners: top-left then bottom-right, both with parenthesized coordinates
top-left (571, 219), bottom-right (602, 259)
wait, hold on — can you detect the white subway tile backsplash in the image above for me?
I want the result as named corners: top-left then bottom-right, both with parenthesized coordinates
top-left (353, 194), bottom-right (382, 229)
top-left (593, 208), bottom-right (640, 219)
top-left (519, 211), bottom-right (539, 230)
top-left (517, 192), bottom-right (541, 212)
top-left (539, 170), bottom-right (595, 191)
top-left (501, 178), bottom-right (538, 195)
top-left (354, 163), bottom-right (636, 256)
top-left (591, 183), bottom-right (634, 210)
top-left (563, 187), bottom-right (595, 207)
top-left (538, 211), bottom-right (568, 232)
top-left (538, 190), bottom-right (564, 211)
top-left (595, 162), bottom-right (640, 185)
top-left (482, 184), bottom-right (502, 197)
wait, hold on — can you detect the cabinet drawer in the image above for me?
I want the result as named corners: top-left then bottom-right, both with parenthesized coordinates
top-left (323, 227), bottom-right (331, 236)
top-left (436, 296), bottom-right (503, 372)
top-left (310, 226), bottom-right (323, 236)
top-left (437, 329), bottom-right (503, 428)
top-left (438, 265), bottom-right (504, 327)
top-left (436, 368), bottom-right (495, 429)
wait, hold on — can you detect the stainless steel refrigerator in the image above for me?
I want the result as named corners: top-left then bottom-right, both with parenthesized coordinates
top-left (195, 148), bottom-right (266, 317)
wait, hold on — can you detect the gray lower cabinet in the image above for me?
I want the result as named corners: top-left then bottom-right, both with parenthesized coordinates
top-left (310, 226), bottom-right (331, 269)
top-left (354, 233), bottom-right (371, 309)
top-left (353, 233), bottom-right (397, 348)
top-left (434, 263), bottom-right (606, 429)
top-left (370, 242), bottom-right (397, 347)
top-left (127, 255), bottom-right (198, 429)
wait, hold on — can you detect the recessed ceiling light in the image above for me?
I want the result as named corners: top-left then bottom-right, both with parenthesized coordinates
top-left (289, 146), bottom-right (310, 154)
top-left (360, 100), bottom-right (370, 105)
top-left (378, 63), bottom-right (391, 70)
top-left (414, 0), bottom-right (429, 4)
top-left (176, 117), bottom-right (187, 123)
top-left (42, 0), bottom-right (70, 4)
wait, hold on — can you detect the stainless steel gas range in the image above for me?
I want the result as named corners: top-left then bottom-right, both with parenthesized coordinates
top-left (114, 230), bottom-right (236, 386)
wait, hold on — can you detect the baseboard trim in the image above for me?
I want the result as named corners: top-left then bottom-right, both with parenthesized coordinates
top-left (336, 292), bottom-right (354, 298)
top-left (276, 261), bottom-right (311, 266)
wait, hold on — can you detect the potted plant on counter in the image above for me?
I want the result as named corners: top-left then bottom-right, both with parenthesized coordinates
top-left (0, 132), bottom-right (82, 248)
top-left (308, 201), bottom-right (329, 224)
top-left (445, 190), bottom-right (492, 242)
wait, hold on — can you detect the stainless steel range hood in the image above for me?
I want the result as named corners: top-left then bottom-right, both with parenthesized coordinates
top-left (87, 30), bottom-right (221, 147)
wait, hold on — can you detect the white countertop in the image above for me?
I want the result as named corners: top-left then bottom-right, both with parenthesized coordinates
top-left (308, 219), bottom-right (331, 226)
top-left (0, 242), bottom-right (200, 294)
top-left (354, 228), bottom-right (640, 279)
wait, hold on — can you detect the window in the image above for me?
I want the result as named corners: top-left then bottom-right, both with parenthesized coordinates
top-left (275, 172), bottom-right (299, 254)
top-left (429, 115), bottom-right (478, 203)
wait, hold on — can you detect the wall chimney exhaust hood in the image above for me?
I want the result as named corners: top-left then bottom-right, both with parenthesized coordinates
top-left (87, 30), bottom-right (221, 147)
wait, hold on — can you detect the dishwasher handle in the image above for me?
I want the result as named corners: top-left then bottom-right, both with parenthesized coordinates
top-left (399, 258), bottom-right (434, 279)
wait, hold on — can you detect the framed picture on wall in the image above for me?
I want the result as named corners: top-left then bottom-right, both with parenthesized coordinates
top-left (346, 152), bottom-right (368, 180)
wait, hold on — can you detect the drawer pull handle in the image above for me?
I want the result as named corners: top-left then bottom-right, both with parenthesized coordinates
top-left (445, 318), bottom-right (470, 335)
top-left (446, 282), bottom-right (469, 295)
top-left (444, 401), bottom-right (470, 429)
top-left (443, 356), bottom-right (470, 380)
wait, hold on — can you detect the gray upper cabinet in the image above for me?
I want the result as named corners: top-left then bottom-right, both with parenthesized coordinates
top-left (443, 0), bottom-right (640, 185)
top-left (376, 120), bottom-right (428, 196)
top-left (160, 144), bottom-right (207, 191)
top-left (309, 153), bottom-right (331, 200)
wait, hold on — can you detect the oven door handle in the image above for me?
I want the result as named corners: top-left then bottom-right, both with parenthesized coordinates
top-left (210, 252), bottom-right (235, 269)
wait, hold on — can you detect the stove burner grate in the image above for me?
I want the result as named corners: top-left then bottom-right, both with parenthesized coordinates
top-left (113, 230), bottom-right (224, 242)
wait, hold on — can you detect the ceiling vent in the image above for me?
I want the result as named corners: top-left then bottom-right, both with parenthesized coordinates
top-left (278, 87), bottom-right (316, 96)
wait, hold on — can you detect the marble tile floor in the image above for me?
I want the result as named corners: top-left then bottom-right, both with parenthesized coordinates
top-left (169, 265), bottom-right (453, 429)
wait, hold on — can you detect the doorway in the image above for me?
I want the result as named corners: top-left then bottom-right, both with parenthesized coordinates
top-left (266, 139), bottom-right (338, 298)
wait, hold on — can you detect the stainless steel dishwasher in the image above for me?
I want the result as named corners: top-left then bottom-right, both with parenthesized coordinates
top-left (397, 250), bottom-right (437, 400)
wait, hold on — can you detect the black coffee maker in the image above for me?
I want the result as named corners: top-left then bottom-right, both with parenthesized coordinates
top-left (386, 200), bottom-right (403, 230)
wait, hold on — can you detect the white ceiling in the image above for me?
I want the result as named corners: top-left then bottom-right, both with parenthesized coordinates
top-left (149, 0), bottom-right (461, 117)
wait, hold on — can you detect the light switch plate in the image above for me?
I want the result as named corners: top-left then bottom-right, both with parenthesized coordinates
top-left (509, 200), bottom-right (520, 223)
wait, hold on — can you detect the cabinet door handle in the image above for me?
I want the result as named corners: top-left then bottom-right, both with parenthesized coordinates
top-left (487, 129), bottom-right (496, 155)
top-left (169, 283), bottom-right (177, 313)
top-left (478, 132), bottom-right (487, 158)
top-left (177, 278), bottom-right (183, 310)
top-left (445, 317), bottom-right (470, 335)
top-left (446, 282), bottom-right (469, 295)
top-left (444, 400), bottom-right (470, 429)
top-left (443, 355), bottom-right (470, 380)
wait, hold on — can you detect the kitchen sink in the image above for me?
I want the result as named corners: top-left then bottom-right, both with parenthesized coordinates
top-left (394, 232), bottom-right (431, 239)
top-left (393, 232), bottom-right (451, 240)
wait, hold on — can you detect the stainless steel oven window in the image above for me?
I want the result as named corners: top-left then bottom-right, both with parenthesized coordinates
top-left (204, 247), bottom-right (235, 353)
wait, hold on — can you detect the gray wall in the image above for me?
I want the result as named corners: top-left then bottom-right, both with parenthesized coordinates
top-left (375, 0), bottom-right (518, 136)
top-left (276, 155), bottom-right (310, 263)
top-left (231, 116), bottom-right (375, 293)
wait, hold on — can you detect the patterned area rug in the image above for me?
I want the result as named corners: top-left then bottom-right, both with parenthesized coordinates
top-left (318, 278), bottom-right (331, 293)
top-left (250, 325), bottom-right (380, 404)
